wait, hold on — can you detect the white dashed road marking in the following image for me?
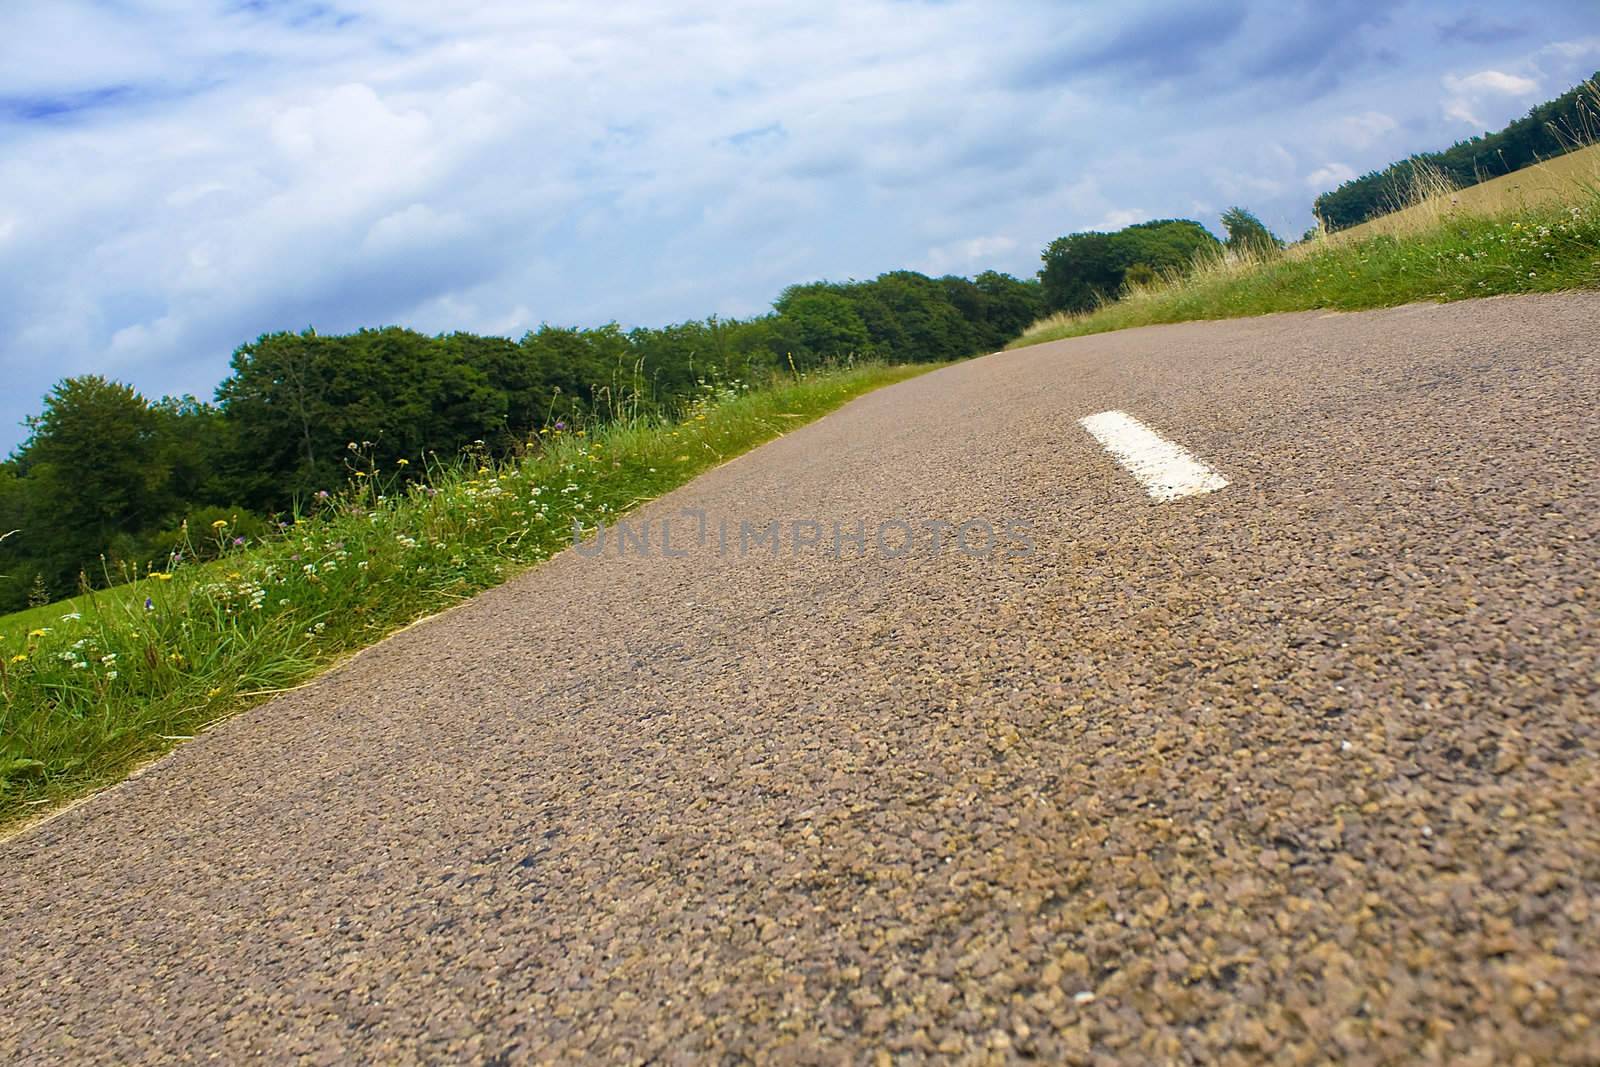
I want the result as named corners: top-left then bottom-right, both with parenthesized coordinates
top-left (1078, 410), bottom-right (1229, 502)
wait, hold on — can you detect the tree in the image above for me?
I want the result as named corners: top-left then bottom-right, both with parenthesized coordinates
top-left (771, 291), bottom-right (871, 367)
top-left (1040, 231), bottom-right (1121, 314)
top-left (1220, 207), bottom-right (1284, 257)
top-left (9, 377), bottom-right (169, 595)
top-left (219, 327), bottom-right (511, 505)
top-left (971, 271), bottom-right (1044, 349)
top-left (1039, 220), bottom-right (1218, 314)
top-left (216, 329), bottom-right (334, 505)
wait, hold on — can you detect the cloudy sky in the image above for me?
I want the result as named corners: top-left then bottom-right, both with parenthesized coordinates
top-left (2, 1), bottom-right (1596, 452)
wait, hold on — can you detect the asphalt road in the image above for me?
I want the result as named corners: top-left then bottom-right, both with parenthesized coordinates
top-left (4, 293), bottom-right (1598, 1065)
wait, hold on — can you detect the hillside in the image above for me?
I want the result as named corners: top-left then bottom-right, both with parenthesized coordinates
top-left (1332, 141), bottom-right (1600, 243)
top-left (1314, 73), bottom-right (1598, 230)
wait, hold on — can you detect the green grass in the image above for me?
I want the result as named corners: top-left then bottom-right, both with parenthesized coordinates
top-left (1011, 193), bottom-right (1600, 348)
top-left (0, 574), bottom-right (200, 644)
top-left (0, 363), bottom-right (931, 830)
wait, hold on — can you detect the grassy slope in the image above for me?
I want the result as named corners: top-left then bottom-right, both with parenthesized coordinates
top-left (1336, 143), bottom-right (1600, 244)
top-left (1013, 168), bottom-right (1600, 349)
top-left (0, 363), bottom-right (931, 829)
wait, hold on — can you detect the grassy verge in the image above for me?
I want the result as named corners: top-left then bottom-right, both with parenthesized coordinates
top-left (1011, 190), bottom-right (1600, 348)
top-left (0, 362), bottom-right (930, 830)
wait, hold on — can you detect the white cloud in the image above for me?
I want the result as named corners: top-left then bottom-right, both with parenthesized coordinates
top-left (1440, 69), bottom-right (1541, 130)
top-left (1541, 37), bottom-right (1600, 61)
top-left (1444, 99), bottom-right (1484, 127)
top-left (1443, 70), bottom-right (1540, 96)
top-left (1332, 110), bottom-right (1397, 148)
top-left (920, 235), bottom-right (1019, 274)
top-left (1096, 209), bottom-right (1147, 229)
top-left (1306, 163), bottom-right (1357, 190)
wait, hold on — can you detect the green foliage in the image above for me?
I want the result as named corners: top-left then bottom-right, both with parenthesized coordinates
top-left (1014, 196), bottom-right (1600, 348)
top-left (773, 270), bottom-right (1038, 364)
top-left (1220, 207), bottom-right (1284, 257)
top-left (0, 362), bottom-right (931, 826)
top-left (1040, 219), bottom-right (1220, 313)
top-left (1314, 73), bottom-right (1599, 230)
top-left (2, 266), bottom-right (1036, 612)
top-left (7, 378), bottom-right (171, 602)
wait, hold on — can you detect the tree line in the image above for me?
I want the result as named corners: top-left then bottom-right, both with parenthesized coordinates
top-left (1314, 72), bottom-right (1600, 231)
top-left (0, 270), bottom-right (1041, 609)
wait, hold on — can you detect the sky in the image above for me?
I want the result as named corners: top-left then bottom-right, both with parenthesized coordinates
top-left (2, 1), bottom-right (1597, 453)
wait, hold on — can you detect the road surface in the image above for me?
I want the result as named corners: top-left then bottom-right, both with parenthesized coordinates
top-left (4, 293), bottom-right (1598, 1064)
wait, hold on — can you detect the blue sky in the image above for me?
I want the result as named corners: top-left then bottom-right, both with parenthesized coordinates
top-left (1, 1), bottom-right (1596, 453)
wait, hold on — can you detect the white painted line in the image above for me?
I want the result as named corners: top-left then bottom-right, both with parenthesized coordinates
top-left (1077, 410), bottom-right (1229, 502)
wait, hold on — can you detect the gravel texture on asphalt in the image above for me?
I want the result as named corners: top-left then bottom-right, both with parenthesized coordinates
top-left (3, 293), bottom-right (1598, 1065)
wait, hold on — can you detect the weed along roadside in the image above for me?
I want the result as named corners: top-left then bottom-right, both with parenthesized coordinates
top-left (0, 363), bottom-right (932, 831)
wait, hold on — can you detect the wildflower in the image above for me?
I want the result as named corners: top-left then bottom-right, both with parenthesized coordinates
top-left (207, 687), bottom-right (223, 698)
top-left (212, 519), bottom-right (227, 529)
top-left (397, 458), bottom-right (409, 467)
top-left (10, 654), bottom-right (26, 663)
top-left (154, 572), bottom-right (173, 582)
top-left (60, 611), bottom-right (81, 621)
top-left (106, 670), bottom-right (118, 680)
top-left (100, 654), bottom-right (117, 665)
top-left (144, 597), bottom-right (154, 611)
top-left (28, 628), bottom-right (48, 638)
top-left (354, 471), bottom-right (368, 478)
top-left (233, 537), bottom-right (245, 546)
top-left (316, 490), bottom-right (331, 500)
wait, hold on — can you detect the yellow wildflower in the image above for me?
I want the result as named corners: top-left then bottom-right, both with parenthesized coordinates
top-left (10, 654), bottom-right (26, 663)
top-left (28, 628), bottom-right (47, 638)
top-left (397, 458), bottom-right (409, 467)
top-left (154, 573), bottom-right (173, 582)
